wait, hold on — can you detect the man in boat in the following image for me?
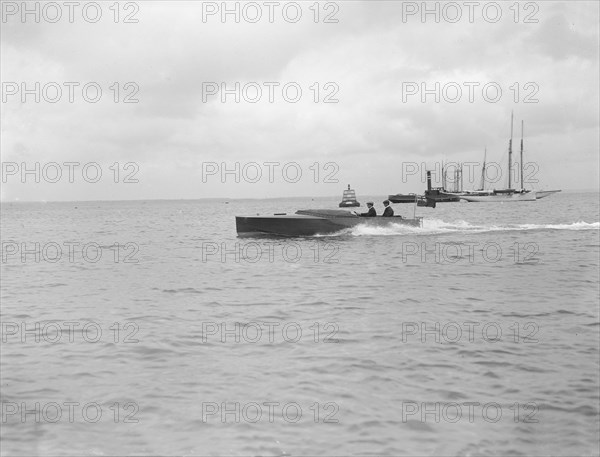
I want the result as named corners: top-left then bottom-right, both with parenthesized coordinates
top-left (382, 200), bottom-right (394, 217)
top-left (358, 201), bottom-right (376, 217)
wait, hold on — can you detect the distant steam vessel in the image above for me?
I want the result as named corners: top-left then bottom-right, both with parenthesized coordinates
top-left (339, 185), bottom-right (361, 207)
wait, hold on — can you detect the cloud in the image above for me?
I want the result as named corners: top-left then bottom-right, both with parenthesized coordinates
top-left (1, 1), bottom-right (598, 201)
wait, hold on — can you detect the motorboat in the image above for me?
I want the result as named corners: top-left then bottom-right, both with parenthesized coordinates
top-left (388, 193), bottom-right (419, 203)
top-left (236, 209), bottom-right (422, 237)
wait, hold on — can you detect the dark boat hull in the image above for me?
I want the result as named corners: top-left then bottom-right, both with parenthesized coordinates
top-left (389, 191), bottom-right (455, 205)
top-left (424, 189), bottom-right (461, 202)
top-left (236, 209), bottom-right (422, 237)
top-left (388, 193), bottom-right (419, 203)
top-left (339, 201), bottom-right (361, 207)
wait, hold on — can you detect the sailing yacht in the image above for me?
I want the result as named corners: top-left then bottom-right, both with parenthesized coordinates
top-left (459, 113), bottom-right (536, 202)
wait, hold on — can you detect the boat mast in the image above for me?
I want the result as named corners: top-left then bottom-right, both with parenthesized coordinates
top-left (520, 120), bottom-right (524, 192)
top-left (441, 162), bottom-right (446, 190)
top-left (455, 167), bottom-right (459, 192)
top-left (453, 167), bottom-right (457, 192)
top-left (479, 148), bottom-right (487, 191)
top-left (508, 111), bottom-right (513, 189)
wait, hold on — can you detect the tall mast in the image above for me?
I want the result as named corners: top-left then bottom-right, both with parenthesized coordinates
top-left (480, 148), bottom-right (487, 190)
top-left (520, 120), bottom-right (524, 192)
top-left (508, 111), bottom-right (513, 189)
top-left (453, 167), bottom-right (456, 192)
top-left (455, 167), bottom-right (459, 192)
top-left (442, 162), bottom-right (446, 190)
top-left (460, 163), bottom-right (463, 192)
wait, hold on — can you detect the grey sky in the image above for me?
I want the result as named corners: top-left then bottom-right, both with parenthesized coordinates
top-left (1, 1), bottom-right (598, 201)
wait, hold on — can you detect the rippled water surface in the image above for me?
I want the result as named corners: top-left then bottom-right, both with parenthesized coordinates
top-left (1, 192), bottom-right (599, 456)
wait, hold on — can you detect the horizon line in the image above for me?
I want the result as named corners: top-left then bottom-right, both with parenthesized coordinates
top-left (1, 188), bottom-right (598, 204)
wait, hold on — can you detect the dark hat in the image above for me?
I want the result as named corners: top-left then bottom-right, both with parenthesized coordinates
top-left (383, 199), bottom-right (390, 204)
top-left (366, 201), bottom-right (374, 205)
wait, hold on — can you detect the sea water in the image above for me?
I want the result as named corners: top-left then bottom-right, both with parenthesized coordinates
top-left (1, 191), bottom-right (598, 456)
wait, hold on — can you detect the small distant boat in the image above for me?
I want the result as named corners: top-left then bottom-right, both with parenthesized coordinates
top-left (236, 209), bottom-right (422, 237)
top-left (388, 194), bottom-right (437, 207)
top-left (388, 193), bottom-right (419, 204)
top-left (388, 193), bottom-right (439, 207)
top-left (339, 184), bottom-right (360, 207)
top-left (388, 172), bottom-right (444, 207)
top-left (536, 190), bottom-right (562, 199)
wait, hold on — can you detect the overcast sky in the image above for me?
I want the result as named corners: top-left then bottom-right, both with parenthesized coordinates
top-left (1, 0), bottom-right (598, 201)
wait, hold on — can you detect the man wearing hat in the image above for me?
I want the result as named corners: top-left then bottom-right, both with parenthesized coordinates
top-left (357, 201), bottom-right (377, 217)
top-left (382, 199), bottom-right (394, 217)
